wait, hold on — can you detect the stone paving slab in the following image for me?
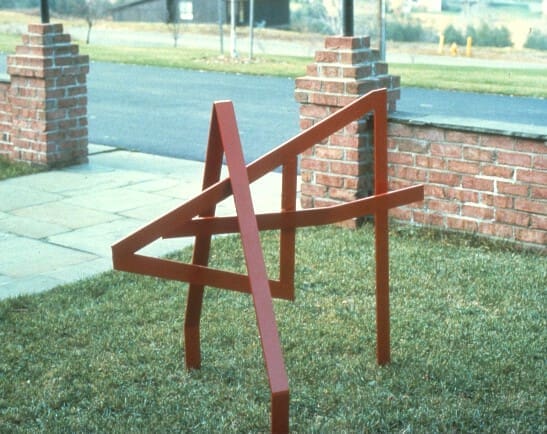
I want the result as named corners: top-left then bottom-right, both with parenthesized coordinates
top-left (0, 145), bottom-right (289, 300)
top-left (0, 235), bottom-right (98, 278)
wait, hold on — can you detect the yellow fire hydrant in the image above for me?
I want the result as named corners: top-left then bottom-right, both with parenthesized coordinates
top-left (466, 36), bottom-right (473, 57)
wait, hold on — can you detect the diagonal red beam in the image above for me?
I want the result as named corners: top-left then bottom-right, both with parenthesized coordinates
top-left (111, 89), bottom-right (388, 258)
top-left (215, 101), bottom-right (290, 432)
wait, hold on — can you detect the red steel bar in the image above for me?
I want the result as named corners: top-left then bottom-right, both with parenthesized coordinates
top-left (184, 106), bottom-right (224, 369)
top-left (373, 90), bottom-right (391, 365)
top-left (215, 101), bottom-right (290, 432)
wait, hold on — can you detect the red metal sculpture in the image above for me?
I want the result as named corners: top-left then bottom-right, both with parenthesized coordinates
top-left (112, 88), bottom-right (424, 433)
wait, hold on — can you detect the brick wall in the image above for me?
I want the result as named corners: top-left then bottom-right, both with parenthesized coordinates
top-left (388, 120), bottom-right (546, 249)
top-left (295, 36), bottom-right (546, 250)
top-left (1, 23), bottom-right (89, 167)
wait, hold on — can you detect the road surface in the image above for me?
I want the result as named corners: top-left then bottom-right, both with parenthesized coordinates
top-left (0, 55), bottom-right (545, 163)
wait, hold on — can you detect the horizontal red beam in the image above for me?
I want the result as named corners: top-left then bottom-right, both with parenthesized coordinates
top-left (164, 185), bottom-right (424, 238)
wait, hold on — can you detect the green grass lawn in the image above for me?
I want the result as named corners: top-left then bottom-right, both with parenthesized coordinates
top-left (1, 225), bottom-right (544, 432)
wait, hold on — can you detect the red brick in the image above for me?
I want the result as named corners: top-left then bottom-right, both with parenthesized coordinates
top-left (331, 161), bottom-right (359, 176)
top-left (309, 92), bottom-right (338, 106)
top-left (320, 66), bottom-right (340, 78)
top-left (345, 79), bottom-right (379, 95)
top-left (531, 186), bottom-right (547, 200)
top-left (497, 151), bottom-right (532, 168)
top-left (515, 138), bottom-right (546, 153)
top-left (330, 133), bottom-right (360, 148)
top-left (497, 181), bottom-right (529, 197)
top-left (491, 194), bottom-right (514, 210)
top-left (431, 142), bottom-right (462, 158)
top-left (306, 64), bottom-right (318, 76)
top-left (430, 171), bottom-right (460, 186)
top-left (496, 209), bottom-right (530, 227)
top-left (533, 154), bottom-right (547, 170)
top-left (462, 204), bottom-right (494, 220)
top-left (415, 127), bottom-right (444, 142)
top-left (389, 178), bottom-right (413, 190)
top-left (478, 222), bottom-right (514, 239)
top-left (481, 164), bottom-right (514, 179)
top-left (322, 80), bottom-right (345, 94)
top-left (462, 176), bottom-right (494, 192)
top-left (463, 146), bottom-right (494, 162)
top-left (388, 122), bottom-right (415, 138)
top-left (415, 155), bottom-right (445, 170)
top-left (300, 104), bottom-right (329, 119)
top-left (480, 134), bottom-right (515, 150)
top-left (295, 77), bottom-right (322, 91)
top-left (329, 187), bottom-right (357, 201)
top-left (299, 119), bottom-right (313, 130)
top-left (396, 166), bottom-right (428, 181)
top-left (340, 49), bottom-right (374, 64)
top-left (448, 160), bottom-right (480, 175)
top-left (445, 130), bottom-right (479, 145)
top-left (388, 151), bottom-right (413, 165)
top-left (325, 36), bottom-right (368, 50)
top-left (515, 198), bottom-right (546, 215)
top-left (531, 215), bottom-right (547, 231)
top-left (346, 149), bottom-right (365, 162)
top-left (343, 177), bottom-right (359, 189)
top-left (515, 228), bottom-right (547, 245)
top-left (315, 50), bottom-right (339, 63)
top-left (315, 146), bottom-right (344, 160)
top-left (301, 183), bottom-right (327, 197)
top-left (28, 23), bottom-right (63, 35)
top-left (300, 158), bottom-right (329, 172)
top-left (316, 173), bottom-right (344, 187)
top-left (429, 199), bottom-right (460, 214)
top-left (444, 188), bottom-right (480, 203)
top-left (424, 184), bottom-right (445, 199)
top-left (447, 217), bottom-right (478, 232)
top-left (342, 64), bottom-right (372, 79)
top-left (517, 169), bottom-right (547, 185)
top-left (397, 138), bottom-right (428, 154)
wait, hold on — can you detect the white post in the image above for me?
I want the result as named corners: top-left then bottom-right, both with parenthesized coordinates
top-left (230, 0), bottom-right (238, 58)
top-left (379, 0), bottom-right (386, 60)
top-left (249, 0), bottom-right (254, 60)
top-left (218, 0), bottom-right (224, 54)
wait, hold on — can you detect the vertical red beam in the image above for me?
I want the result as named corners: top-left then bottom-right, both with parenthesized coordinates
top-left (216, 101), bottom-right (289, 433)
top-left (184, 108), bottom-right (225, 369)
top-left (373, 90), bottom-right (391, 365)
top-left (280, 156), bottom-right (298, 300)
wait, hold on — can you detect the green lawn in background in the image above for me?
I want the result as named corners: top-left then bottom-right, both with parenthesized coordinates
top-left (1, 32), bottom-right (546, 98)
top-left (0, 225), bottom-right (544, 432)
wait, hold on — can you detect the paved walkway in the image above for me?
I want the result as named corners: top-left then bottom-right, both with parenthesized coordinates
top-left (0, 145), bottom-right (287, 300)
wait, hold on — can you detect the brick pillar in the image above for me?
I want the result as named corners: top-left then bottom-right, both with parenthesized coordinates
top-left (294, 36), bottom-right (400, 227)
top-left (0, 78), bottom-right (10, 155)
top-left (7, 23), bottom-right (89, 167)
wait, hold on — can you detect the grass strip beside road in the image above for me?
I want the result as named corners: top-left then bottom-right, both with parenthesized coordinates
top-left (1, 33), bottom-right (546, 98)
top-left (0, 225), bottom-right (544, 432)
